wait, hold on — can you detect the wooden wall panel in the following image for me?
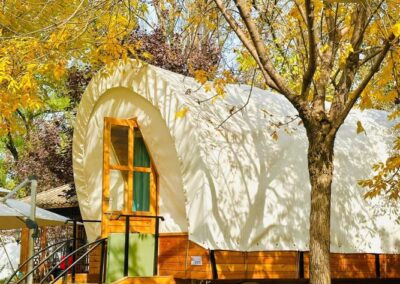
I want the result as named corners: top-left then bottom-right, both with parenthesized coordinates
top-left (148, 234), bottom-right (400, 280)
top-left (185, 241), bottom-right (212, 279)
top-left (246, 251), bottom-right (298, 279)
top-left (159, 235), bottom-right (299, 280)
top-left (215, 251), bottom-right (245, 279)
top-left (215, 251), bottom-right (298, 279)
top-left (381, 254), bottom-right (400, 278)
top-left (158, 235), bottom-right (212, 279)
top-left (88, 245), bottom-right (102, 277)
top-left (303, 253), bottom-right (376, 278)
top-left (158, 235), bottom-right (188, 279)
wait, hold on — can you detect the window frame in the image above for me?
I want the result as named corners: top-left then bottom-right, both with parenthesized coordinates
top-left (103, 117), bottom-right (157, 217)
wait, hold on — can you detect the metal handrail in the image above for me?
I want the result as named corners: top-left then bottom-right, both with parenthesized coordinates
top-left (15, 240), bottom-right (74, 284)
top-left (41, 238), bottom-right (107, 284)
top-left (48, 238), bottom-right (107, 284)
top-left (7, 238), bottom-right (74, 284)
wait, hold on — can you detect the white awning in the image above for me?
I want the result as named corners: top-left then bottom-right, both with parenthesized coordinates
top-left (0, 188), bottom-right (68, 229)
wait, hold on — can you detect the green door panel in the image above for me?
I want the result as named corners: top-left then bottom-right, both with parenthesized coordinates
top-left (106, 233), bottom-right (155, 284)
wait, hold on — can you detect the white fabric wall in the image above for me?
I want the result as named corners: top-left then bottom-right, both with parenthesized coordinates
top-left (73, 60), bottom-right (400, 253)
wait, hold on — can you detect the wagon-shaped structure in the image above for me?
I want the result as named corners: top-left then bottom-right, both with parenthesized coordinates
top-left (73, 60), bottom-right (400, 283)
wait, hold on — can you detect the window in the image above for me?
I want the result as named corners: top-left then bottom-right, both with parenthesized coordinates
top-left (103, 118), bottom-right (156, 216)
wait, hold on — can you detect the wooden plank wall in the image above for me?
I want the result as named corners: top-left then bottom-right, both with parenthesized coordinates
top-left (159, 235), bottom-right (298, 280)
top-left (85, 232), bottom-right (400, 280)
top-left (88, 245), bottom-right (102, 282)
top-left (304, 253), bottom-right (376, 278)
top-left (158, 234), bottom-right (212, 279)
top-left (215, 251), bottom-right (298, 279)
top-left (246, 251), bottom-right (299, 279)
top-left (158, 234), bottom-right (400, 280)
top-left (381, 254), bottom-right (400, 278)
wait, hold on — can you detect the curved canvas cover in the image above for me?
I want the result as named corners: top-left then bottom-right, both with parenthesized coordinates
top-left (73, 60), bottom-right (399, 253)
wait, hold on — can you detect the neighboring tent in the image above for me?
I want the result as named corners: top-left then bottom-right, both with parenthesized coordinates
top-left (73, 60), bottom-right (398, 253)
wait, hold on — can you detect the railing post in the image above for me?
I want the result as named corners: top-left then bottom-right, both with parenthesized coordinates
top-left (124, 216), bottom-right (130, 277)
top-left (27, 176), bottom-right (37, 284)
top-left (153, 217), bottom-right (160, 276)
top-left (99, 240), bottom-right (106, 284)
top-left (72, 220), bottom-right (77, 282)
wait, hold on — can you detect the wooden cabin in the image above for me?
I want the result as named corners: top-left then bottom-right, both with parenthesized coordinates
top-left (72, 60), bottom-right (400, 283)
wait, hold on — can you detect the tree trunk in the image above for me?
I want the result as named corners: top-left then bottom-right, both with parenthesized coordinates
top-left (307, 128), bottom-right (335, 284)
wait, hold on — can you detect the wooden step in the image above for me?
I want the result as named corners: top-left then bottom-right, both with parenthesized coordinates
top-left (112, 276), bottom-right (176, 284)
top-left (53, 273), bottom-right (88, 284)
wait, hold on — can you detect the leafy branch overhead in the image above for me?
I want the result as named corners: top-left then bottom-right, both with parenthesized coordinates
top-left (0, 0), bottom-right (223, 190)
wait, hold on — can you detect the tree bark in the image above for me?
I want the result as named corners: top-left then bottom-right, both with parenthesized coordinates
top-left (307, 124), bottom-right (335, 284)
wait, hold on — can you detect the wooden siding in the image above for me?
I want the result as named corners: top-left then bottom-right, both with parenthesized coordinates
top-left (158, 234), bottom-right (212, 279)
top-left (159, 235), bottom-right (298, 280)
top-left (88, 245), bottom-right (102, 280)
top-left (304, 253), bottom-right (376, 278)
top-left (215, 251), bottom-right (298, 279)
top-left (158, 235), bottom-right (400, 280)
top-left (246, 251), bottom-right (299, 279)
top-left (381, 254), bottom-right (400, 278)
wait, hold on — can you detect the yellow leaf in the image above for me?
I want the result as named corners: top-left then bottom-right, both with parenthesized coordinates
top-left (142, 51), bottom-right (153, 60)
top-left (271, 131), bottom-right (278, 141)
top-left (339, 44), bottom-right (354, 69)
top-left (204, 83), bottom-right (212, 92)
top-left (392, 22), bottom-right (400, 38)
top-left (193, 70), bottom-right (209, 85)
top-left (175, 107), bottom-right (189, 119)
top-left (53, 62), bottom-right (65, 80)
top-left (321, 44), bottom-right (329, 53)
top-left (356, 120), bottom-right (365, 134)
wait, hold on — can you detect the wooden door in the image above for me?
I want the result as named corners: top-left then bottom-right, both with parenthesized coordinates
top-left (102, 117), bottom-right (157, 237)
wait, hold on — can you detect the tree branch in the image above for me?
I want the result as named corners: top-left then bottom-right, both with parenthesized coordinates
top-left (212, 0), bottom-right (281, 92)
top-left (216, 69), bottom-right (256, 128)
top-left (331, 36), bottom-right (394, 132)
top-left (5, 124), bottom-right (19, 161)
top-left (233, 0), bottom-right (303, 109)
top-left (329, 4), bottom-right (368, 120)
top-left (301, 0), bottom-right (317, 98)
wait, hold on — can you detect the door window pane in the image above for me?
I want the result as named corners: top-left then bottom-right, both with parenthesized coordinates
top-left (133, 130), bottom-right (150, 167)
top-left (133, 172), bottom-right (150, 212)
top-left (110, 125), bottom-right (129, 166)
top-left (109, 170), bottom-right (128, 211)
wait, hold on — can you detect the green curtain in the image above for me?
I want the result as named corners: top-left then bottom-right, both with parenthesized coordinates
top-left (134, 133), bottom-right (150, 167)
top-left (133, 133), bottom-right (151, 211)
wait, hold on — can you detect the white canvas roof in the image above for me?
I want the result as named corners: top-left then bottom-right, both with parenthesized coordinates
top-left (73, 60), bottom-right (399, 253)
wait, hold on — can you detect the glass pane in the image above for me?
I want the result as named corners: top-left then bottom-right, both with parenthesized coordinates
top-left (133, 172), bottom-right (150, 212)
top-left (110, 125), bottom-right (129, 166)
top-left (109, 170), bottom-right (128, 211)
top-left (133, 130), bottom-right (150, 167)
